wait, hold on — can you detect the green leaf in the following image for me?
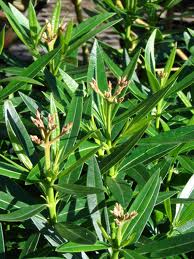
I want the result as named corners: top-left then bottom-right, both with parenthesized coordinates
top-left (60, 87), bottom-right (83, 158)
top-left (161, 45), bottom-right (177, 87)
top-left (50, 94), bottom-right (60, 157)
top-left (51, 0), bottom-right (61, 34)
top-left (90, 40), bottom-right (108, 92)
top-left (0, 162), bottom-right (27, 180)
top-left (87, 156), bottom-right (108, 241)
top-left (178, 155), bottom-right (194, 173)
top-left (71, 12), bottom-right (115, 41)
top-left (122, 249), bottom-right (148, 259)
top-left (100, 126), bottom-right (147, 174)
top-left (53, 184), bottom-right (103, 196)
top-left (0, 204), bottom-right (46, 222)
top-left (19, 233), bottom-right (40, 259)
top-left (57, 198), bottom-right (88, 222)
top-left (102, 50), bottom-right (122, 77)
top-left (0, 191), bottom-right (28, 211)
top-left (126, 165), bottom-right (149, 188)
top-left (9, 3), bottom-right (29, 29)
top-left (28, 0), bottom-right (40, 42)
top-left (114, 78), bottom-right (178, 124)
top-left (119, 143), bottom-right (177, 172)
top-left (0, 1), bottom-right (30, 46)
top-left (0, 223), bottom-right (5, 259)
top-left (165, 0), bottom-right (183, 9)
top-left (56, 241), bottom-right (109, 253)
top-left (19, 92), bottom-right (39, 115)
top-left (61, 20), bottom-right (73, 52)
top-left (0, 47), bottom-right (61, 99)
top-left (156, 191), bottom-right (178, 205)
top-left (168, 66), bottom-right (194, 96)
top-left (55, 222), bottom-right (96, 244)
top-left (68, 18), bottom-right (122, 54)
top-left (123, 50), bottom-right (141, 80)
top-left (136, 232), bottom-right (194, 257)
top-left (26, 158), bottom-right (44, 182)
top-left (31, 216), bottom-right (66, 248)
top-left (106, 177), bottom-right (132, 208)
top-left (0, 76), bottom-right (43, 85)
top-left (145, 29), bottom-right (157, 74)
top-left (59, 69), bottom-right (78, 94)
top-left (174, 174), bottom-right (194, 230)
top-left (4, 100), bottom-right (35, 169)
top-left (58, 146), bottom-right (101, 178)
top-left (141, 126), bottom-right (194, 145)
top-left (0, 25), bottom-right (5, 55)
top-left (121, 171), bottom-right (160, 242)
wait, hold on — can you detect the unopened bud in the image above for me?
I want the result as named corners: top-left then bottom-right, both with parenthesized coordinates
top-left (61, 122), bottom-right (73, 135)
top-left (30, 135), bottom-right (42, 145)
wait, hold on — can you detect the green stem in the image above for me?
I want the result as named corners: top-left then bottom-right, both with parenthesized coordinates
top-left (45, 143), bottom-right (51, 172)
top-left (106, 103), bottom-right (116, 177)
top-left (107, 103), bottom-right (112, 149)
top-left (111, 250), bottom-right (119, 259)
top-left (44, 138), bottom-right (57, 224)
top-left (156, 99), bottom-right (163, 129)
top-left (46, 183), bottom-right (57, 224)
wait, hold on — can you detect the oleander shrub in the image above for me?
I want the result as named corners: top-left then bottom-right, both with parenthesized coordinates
top-left (0, 0), bottom-right (194, 258)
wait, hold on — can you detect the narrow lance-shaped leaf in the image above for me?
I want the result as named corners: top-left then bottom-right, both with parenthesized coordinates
top-left (161, 44), bottom-right (177, 87)
top-left (60, 86), bottom-right (83, 158)
top-left (4, 100), bottom-right (35, 168)
top-left (140, 125), bottom-right (194, 145)
top-left (136, 232), bottom-right (194, 257)
top-left (100, 126), bottom-right (147, 174)
top-left (119, 143), bottom-right (177, 172)
top-left (114, 78), bottom-right (179, 124)
top-left (19, 233), bottom-right (40, 259)
top-left (122, 249), bottom-right (148, 259)
top-left (112, 50), bottom-right (141, 119)
top-left (4, 101), bottom-right (35, 162)
top-left (68, 18), bottom-right (122, 54)
top-left (107, 177), bottom-right (132, 208)
top-left (50, 94), bottom-right (60, 157)
top-left (51, 0), bottom-right (61, 34)
top-left (0, 223), bottom-right (5, 259)
top-left (87, 156), bottom-right (109, 241)
top-left (28, 0), bottom-right (40, 42)
top-left (145, 29), bottom-right (157, 74)
top-left (0, 0), bottom-right (30, 46)
top-left (58, 146), bottom-right (101, 178)
top-left (144, 27), bottom-right (160, 91)
top-left (53, 184), bottom-right (103, 197)
top-left (174, 174), bottom-right (194, 227)
top-left (0, 162), bottom-right (27, 181)
top-left (0, 204), bottom-right (46, 222)
top-left (0, 76), bottom-right (43, 85)
top-left (71, 12), bottom-right (115, 41)
top-left (121, 171), bottom-right (160, 242)
top-left (56, 241), bottom-right (109, 253)
top-left (55, 222), bottom-right (97, 244)
top-left (0, 25), bottom-right (5, 55)
top-left (19, 92), bottom-right (40, 115)
top-left (0, 47), bottom-right (61, 99)
top-left (0, 191), bottom-right (28, 211)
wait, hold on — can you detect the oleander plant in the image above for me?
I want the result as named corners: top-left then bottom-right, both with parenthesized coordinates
top-left (0, 0), bottom-right (194, 258)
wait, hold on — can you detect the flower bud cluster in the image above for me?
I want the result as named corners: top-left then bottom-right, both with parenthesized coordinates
top-left (42, 19), bottom-right (66, 48)
top-left (110, 203), bottom-right (138, 226)
top-left (90, 77), bottom-right (128, 103)
top-left (30, 110), bottom-right (72, 145)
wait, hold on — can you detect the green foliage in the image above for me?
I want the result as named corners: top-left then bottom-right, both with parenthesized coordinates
top-left (0, 0), bottom-right (194, 258)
